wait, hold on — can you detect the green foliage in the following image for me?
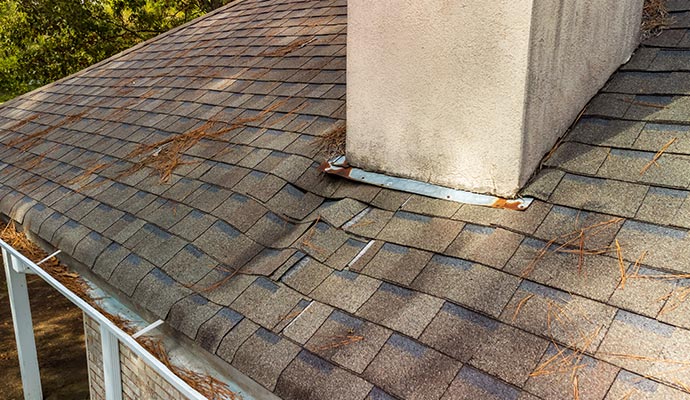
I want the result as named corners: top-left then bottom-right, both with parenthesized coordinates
top-left (0, 0), bottom-right (230, 101)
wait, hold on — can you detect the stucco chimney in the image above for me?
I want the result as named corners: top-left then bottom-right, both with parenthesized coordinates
top-left (346, 0), bottom-right (643, 197)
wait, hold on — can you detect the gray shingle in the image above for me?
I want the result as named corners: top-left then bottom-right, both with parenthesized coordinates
top-left (445, 224), bottom-right (523, 269)
top-left (275, 351), bottom-right (373, 400)
top-left (305, 310), bottom-right (391, 374)
top-left (356, 283), bottom-right (443, 339)
top-left (167, 294), bottom-right (222, 340)
top-left (311, 270), bottom-right (381, 314)
top-left (363, 334), bottom-right (460, 400)
top-left (413, 255), bottom-right (521, 318)
top-left (378, 211), bottom-right (464, 253)
top-left (233, 328), bottom-right (301, 391)
top-left (232, 277), bottom-right (304, 329)
top-left (524, 344), bottom-right (619, 400)
top-left (468, 324), bottom-right (548, 386)
top-left (361, 243), bottom-right (432, 286)
top-left (131, 268), bottom-right (191, 318)
top-left (441, 366), bottom-right (522, 400)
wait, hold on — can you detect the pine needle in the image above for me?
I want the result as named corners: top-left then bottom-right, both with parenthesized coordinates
top-left (640, 137), bottom-right (676, 175)
top-left (512, 294), bottom-right (534, 323)
top-left (616, 239), bottom-right (627, 289)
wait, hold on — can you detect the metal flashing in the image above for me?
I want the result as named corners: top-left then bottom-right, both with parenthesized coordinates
top-left (319, 156), bottom-right (534, 211)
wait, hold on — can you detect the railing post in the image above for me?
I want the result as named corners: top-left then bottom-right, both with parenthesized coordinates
top-left (3, 248), bottom-right (43, 400)
top-left (100, 323), bottom-right (123, 400)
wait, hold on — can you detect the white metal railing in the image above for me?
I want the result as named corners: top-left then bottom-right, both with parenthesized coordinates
top-left (1, 238), bottom-right (207, 400)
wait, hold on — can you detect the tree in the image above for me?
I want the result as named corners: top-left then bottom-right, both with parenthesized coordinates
top-left (0, 0), bottom-right (231, 101)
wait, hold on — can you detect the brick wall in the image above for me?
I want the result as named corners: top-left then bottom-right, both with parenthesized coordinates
top-left (83, 314), bottom-right (189, 400)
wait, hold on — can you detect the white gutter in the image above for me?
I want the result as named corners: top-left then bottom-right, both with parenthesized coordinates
top-left (1, 238), bottom-right (208, 400)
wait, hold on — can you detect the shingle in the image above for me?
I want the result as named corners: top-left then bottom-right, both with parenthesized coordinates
top-left (658, 280), bottom-right (690, 330)
top-left (297, 221), bottom-right (350, 261)
top-left (81, 203), bottom-right (124, 233)
top-left (212, 192), bottom-right (267, 232)
top-left (311, 270), bottom-right (381, 314)
top-left (231, 277), bottom-right (303, 329)
top-left (520, 168), bottom-right (565, 201)
top-left (356, 283), bottom-right (443, 339)
top-left (452, 201), bottom-right (551, 236)
top-left (140, 199), bottom-right (192, 229)
top-left (633, 123), bottom-right (690, 154)
top-left (598, 149), bottom-right (690, 188)
top-left (361, 243), bottom-right (432, 286)
top-left (232, 328), bottom-right (301, 391)
top-left (281, 256), bottom-right (331, 294)
top-left (103, 213), bottom-right (146, 244)
top-left (596, 310), bottom-right (684, 386)
top-left (130, 224), bottom-right (186, 266)
top-left (343, 208), bottom-right (395, 238)
top-left (267, 183), bottom-right (324, 220)
top-left (325, 238), bottom-right (372, 271)
top-left (53, 219), bottom-right (91, 255)
top-left (22, 203), bottom-right (55, 233)
top-left (524, 344), bottom-right (619, 400)
top-left (535, 205), bottom-right (624, 249)
top-left (169, 209), bottom-right (217, 241)
top-left (469, 324), bottom-right (548, 386)
top-left (583, 94), bottom-right (634, 119)
top-left (441, 366), bottom-right (521, 400)
top-left (194, 220), bottom-right (263, 269)
top-left (233, 171), bottom-right (286, 201)
top-left (197, 307), bottom-right (244, 353)
top-left (544, 142), bottom-right (610, 175)
top-left (275, 351), bottom-right (373, 400)
top-left (393, 195), bottom-right (458, 218)
top-left (604, 370), bottom-right (690, 400)
top-left (305, 310), bottom-right (391, 374)
top-left (316, 198), bottom-right (368, 228)
top-left (246, 212), bottom-right (309, 248)
top-left (330, 181), bottom-right (381, 204)
top-left (609, 266), bottom-right (677, 318)
top-left (93, 242), bottom-right (131, 280)
top-left (132, 268), bottom-right (191, 319)
top-left (445, 224), bottom-right (523, 269)
top-left (568, 117), bottom-right (643, 147)
top-left (216, 318), bottom-right (259, 363)
top-left (283, 301), bottom-right (333, 345)
top-left (363, 334), bottom-right (460, 400)
top-left (550, 174), bottom-right (648, 217)
top-left (38, 212), bottom-right (69, 243)
top-left (419, 302), bottom-right (498, 363)
top-left (615, 220), bottom-right (690, 272)
top-left (505, 238), bottom-right (621, 301)
top-left (243, 248), bottom-right (297, 276)
top-left (110, 253), bottom-right (156, 296)
top-left (118, 190), bottom-right (156, 215)
top-left (413, 255), bottom-right (521, 318)
top-left (168, 294), bottom-right (222, 340)
top-left (162, 243), bottom-right (217, 286)
top-left (73, 231), bottom-right (112, 268)
top-left (502, 281), bottom-right (616, 353)
top-left (378, 211), bottom-right (464, 253)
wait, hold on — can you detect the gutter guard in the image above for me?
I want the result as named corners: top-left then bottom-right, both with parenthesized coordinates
top-left (319, 156), bottom-right (534, 211)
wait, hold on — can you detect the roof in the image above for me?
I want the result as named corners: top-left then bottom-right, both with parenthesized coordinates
top-left (3, 0), bottom-right (690, 399)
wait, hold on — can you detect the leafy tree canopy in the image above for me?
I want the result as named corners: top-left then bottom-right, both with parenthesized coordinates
top-left (0, 0), bottom-right (230, 101)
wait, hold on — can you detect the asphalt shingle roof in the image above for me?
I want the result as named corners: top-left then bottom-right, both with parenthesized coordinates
top-left (3, 0), bottom-right (690, 399)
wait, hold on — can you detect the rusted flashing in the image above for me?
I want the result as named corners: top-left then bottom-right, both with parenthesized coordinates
top-left (319, 156), bottom-right (533, 211)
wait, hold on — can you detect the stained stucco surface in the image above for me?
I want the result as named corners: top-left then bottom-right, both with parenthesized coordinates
top-left (347, 0), bottom-right (643, 197)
